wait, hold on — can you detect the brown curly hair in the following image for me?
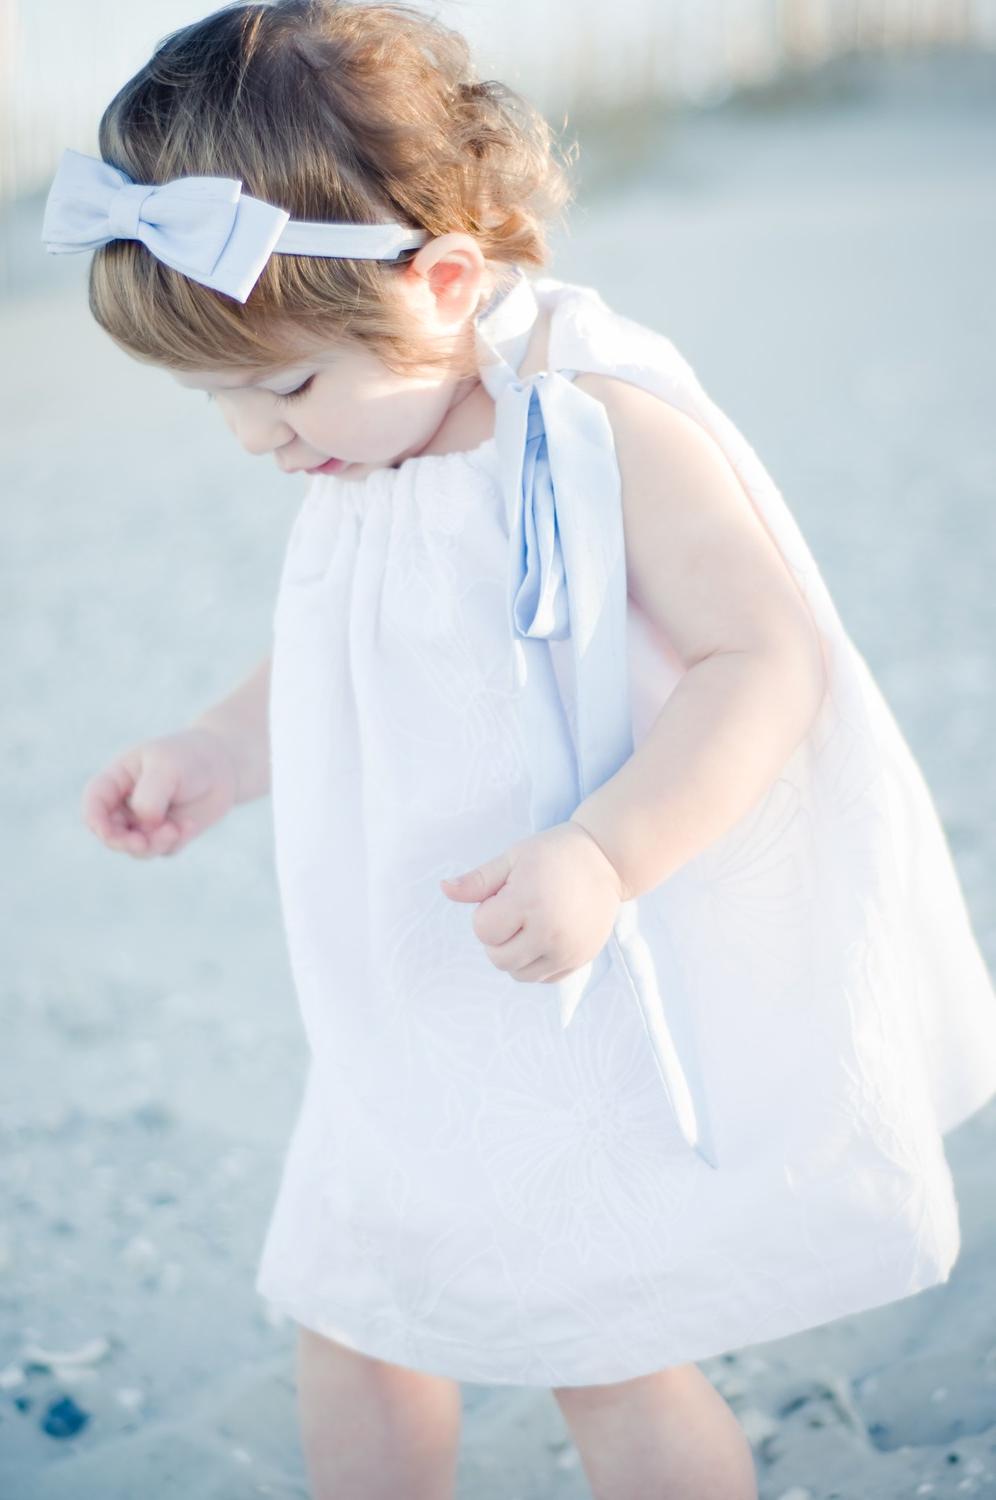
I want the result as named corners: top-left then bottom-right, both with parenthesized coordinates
top-left (88, 0), bottom-right (579, 380)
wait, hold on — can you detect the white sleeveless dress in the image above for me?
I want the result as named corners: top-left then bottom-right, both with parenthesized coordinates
top-left (254, 269), bottom-right (996, 1387)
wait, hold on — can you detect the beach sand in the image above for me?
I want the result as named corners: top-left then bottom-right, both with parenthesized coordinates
top-left (2, 48), bottom-right (995, 1499)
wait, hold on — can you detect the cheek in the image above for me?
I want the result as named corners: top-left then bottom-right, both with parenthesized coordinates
top-left (302, 387), bottom-right (376, 442)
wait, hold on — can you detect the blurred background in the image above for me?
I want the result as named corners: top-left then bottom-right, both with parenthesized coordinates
top-left (3, 0), bottom-right (996, 203)
top-left (3, 3), bottom-right (996, 1497)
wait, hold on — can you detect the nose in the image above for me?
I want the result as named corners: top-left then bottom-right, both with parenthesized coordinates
top-left (223, 394), bottom-right (295, 456)
top-left (236, 417), bottom-right (295, 457)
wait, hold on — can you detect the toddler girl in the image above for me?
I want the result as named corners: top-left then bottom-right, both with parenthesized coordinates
top-left (46, 2), bottom-right (996, 1497)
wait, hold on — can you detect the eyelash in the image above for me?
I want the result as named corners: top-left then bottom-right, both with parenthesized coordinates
top-left (278, 376), bottom-right (315, 404)
top-left (204, 375), bottom-right (315, 403)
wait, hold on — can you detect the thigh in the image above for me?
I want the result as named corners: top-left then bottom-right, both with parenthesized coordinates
top-left (295, 1325), bottom-right (463, 1500)
top-left (551, 1363), bottom-right (757, 1500)
top-left (296, 1322), bottom-right (461, 1408)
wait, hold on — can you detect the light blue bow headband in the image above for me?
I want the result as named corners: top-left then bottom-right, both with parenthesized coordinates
top-left (41, 147), bottom-right (431, 303)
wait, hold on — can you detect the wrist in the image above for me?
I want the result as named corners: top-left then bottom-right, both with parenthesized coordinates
top-left (568, 810), bottom-right (632, 903)
top-left (188, 717), bottom-right (254, 804)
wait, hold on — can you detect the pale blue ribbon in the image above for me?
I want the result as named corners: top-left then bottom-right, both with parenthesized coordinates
top-left (41, 148), bottom-right (429, 302)
top-left (476, 272), bottom-right (717, 1169)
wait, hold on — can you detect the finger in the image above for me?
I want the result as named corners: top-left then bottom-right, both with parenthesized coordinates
top-left (471, 883), bottom-right (525, 945)
top-left (484, 928), bottom-right (541, 974)
top-left (127, 757), bottom-right (178, 827)
top-left (148, 820), bottom-right (182, 855)
top-left (82, 764), bottom-right (137, 838)
top-left (105, 824), bottom-right (152, 857)
top-left (440, 849), bottom-right (512, 904)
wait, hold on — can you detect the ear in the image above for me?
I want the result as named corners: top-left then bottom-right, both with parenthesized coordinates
top-left (402, 233), bottom-right (490, 327)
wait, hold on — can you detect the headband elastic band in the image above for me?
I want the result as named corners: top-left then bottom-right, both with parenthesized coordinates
top-left (41, 147), bottom-right (431, 303)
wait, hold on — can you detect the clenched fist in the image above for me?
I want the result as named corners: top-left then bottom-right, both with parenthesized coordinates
top-left (440, 818), bottom-right (624, 983)
top-left (81, 727), bottom-right (239, 860)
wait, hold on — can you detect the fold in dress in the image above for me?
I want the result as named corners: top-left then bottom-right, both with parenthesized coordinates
top-left (254, 270), bottom-right (996, 1387)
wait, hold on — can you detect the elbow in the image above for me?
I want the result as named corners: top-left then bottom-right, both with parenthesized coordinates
top-left (748, 616), bottom-right (828, 746)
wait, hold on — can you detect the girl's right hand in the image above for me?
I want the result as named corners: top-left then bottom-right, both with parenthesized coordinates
top-left (81, 728), bottom-right (239, 859)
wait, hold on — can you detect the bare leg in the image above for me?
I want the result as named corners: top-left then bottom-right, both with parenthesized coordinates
top-left (552, 1362), bottom-right (757, 1500)
top-left (295, 1324), bottom-right (462, 1500)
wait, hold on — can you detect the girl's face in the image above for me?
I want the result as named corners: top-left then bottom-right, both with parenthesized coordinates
top-left (172, 338), bottom-right (479, 478)
top-left (171, 244), bottom-right (494, 479)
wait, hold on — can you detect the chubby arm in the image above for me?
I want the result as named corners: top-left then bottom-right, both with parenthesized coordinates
top-left (191, 652), bottom-right (272, 804)
top-left (567, 374), bottom-right (828, 903)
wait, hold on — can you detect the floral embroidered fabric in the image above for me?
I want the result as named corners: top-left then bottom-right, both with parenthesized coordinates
top-left (254, 275), bottom-right (996, 1386)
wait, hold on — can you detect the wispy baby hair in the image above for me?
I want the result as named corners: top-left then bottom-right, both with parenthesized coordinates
top-left (88, 0), bottom-right (578, 378)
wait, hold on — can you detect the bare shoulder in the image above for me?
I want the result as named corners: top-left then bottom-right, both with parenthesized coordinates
top-left (571, 371), bottom-right (825, 682)
top-left (572, 370), bottom-right (717, 467)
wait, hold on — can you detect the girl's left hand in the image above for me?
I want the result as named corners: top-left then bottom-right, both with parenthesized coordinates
top-left (439, 819), bottom-right (625, 984)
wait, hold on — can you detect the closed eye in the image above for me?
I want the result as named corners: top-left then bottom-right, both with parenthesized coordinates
top-left (278, 375), bottom-right (315, 404)
top-left (204, 375), bottom-right (315, 403)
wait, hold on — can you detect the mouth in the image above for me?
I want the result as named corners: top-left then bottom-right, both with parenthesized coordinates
top-left (304, 456), bottom-right (346, 475)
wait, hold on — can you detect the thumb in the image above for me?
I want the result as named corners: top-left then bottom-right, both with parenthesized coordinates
top-left (126, 759), bottom-right (177, 826)
top-left (440, 851), bottom-right (511, 903)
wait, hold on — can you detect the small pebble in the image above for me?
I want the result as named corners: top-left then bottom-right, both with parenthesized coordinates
top-left (555, 1448), bottom-right (580, 1471)
top-left (41, 1394), bottom-right (89, 1439)
top-left (132, 1101), bottom-right (173, 1132)
top-left (775, 1489), bottom-right (812, 1500)
top-left (916, 1485), bottom-right (935, 1496)
top-left (120, 1236), bottom-right (158, 1270)
top-left (0, 1365), bottom-right (25, 1390)
top-left (21, 1337), bottom-right (110, 1369)
top-left (738, 1406), bottom-right (780, 1446)
top-left (54, 1366), bottom-right (99, 1387)
top-left (931, 1386), bottom-right (949, 1402)
top-left (116, 1387), bottom-right (145, 1411)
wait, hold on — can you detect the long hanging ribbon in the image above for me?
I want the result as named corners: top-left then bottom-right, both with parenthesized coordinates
top-left (476, 273), bottom-right (718, 1169)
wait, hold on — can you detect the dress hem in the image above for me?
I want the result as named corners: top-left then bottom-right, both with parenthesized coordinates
top-left (253, 1226), bottom-right (959, 1388)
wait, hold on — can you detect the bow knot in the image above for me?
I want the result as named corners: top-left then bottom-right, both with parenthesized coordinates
top-left (43, 148), bottom-right (289, 302)
top-left (105, 181), bottom-right (153, 242)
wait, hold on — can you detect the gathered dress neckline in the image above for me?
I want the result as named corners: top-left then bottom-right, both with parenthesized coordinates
top-left (310, 275), bottom-right (563, 493)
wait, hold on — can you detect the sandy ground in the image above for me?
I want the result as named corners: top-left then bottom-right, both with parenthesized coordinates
top-left (2, 47), bottom-right (996, 1500)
